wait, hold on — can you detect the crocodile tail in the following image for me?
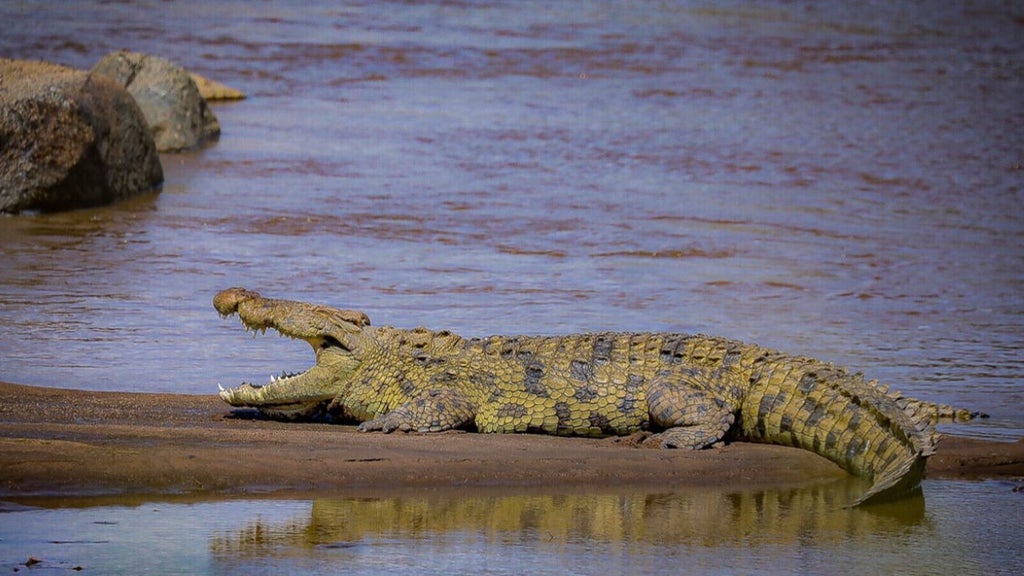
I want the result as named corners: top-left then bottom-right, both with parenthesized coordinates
top-left (739, 355), bottom-right (938, 506)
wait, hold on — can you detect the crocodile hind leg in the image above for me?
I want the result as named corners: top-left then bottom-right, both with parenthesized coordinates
top-left (355, 388), bottom-right (476, 433)
top-left (645, 368), bottom-right (736, 449)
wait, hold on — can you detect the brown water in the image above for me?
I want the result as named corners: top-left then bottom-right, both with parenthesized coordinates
top-left (1, 1), bottom-right (1022, 571)
top-left (2, 0), bottom-right (1020, 438)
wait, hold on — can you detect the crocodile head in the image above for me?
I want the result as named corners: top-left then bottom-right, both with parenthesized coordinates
top-left (214, 287), bottom-right (372, 419)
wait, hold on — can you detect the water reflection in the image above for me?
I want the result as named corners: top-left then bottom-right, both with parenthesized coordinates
top-left (210, 482), bottom-right (924, 557)
top-left (3, 481), bottom-right (1017, 576)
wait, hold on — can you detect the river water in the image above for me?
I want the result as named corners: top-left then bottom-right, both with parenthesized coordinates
top-left (2, 0), bottom-right (1021, 434)
top-left (1, 480), bottom-right (1022, 575)
top-left (0, 0), bottom-right (1021, 572)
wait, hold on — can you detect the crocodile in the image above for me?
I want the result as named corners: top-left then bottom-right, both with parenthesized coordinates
top-left (214, 287), bottom-right (979, 505)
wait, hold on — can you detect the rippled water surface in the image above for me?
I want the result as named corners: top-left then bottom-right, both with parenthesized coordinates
top-left (3, 0), bottom-right (1020, 437)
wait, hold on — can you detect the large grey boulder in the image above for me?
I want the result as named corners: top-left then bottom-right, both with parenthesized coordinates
top-left (0, 59), bottom-right (164, 214)
top-left (92, 51), bottom-right (221, 152)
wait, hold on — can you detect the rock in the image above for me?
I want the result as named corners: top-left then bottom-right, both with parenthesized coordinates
top-left (91, 51), bottom-right (220, 151)
top-left (189, 72), bottom-right (246, 101)
top-left (0, 59), bottom-right (164, 214)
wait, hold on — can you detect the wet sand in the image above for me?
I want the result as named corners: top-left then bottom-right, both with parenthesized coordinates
top-left (0, 381), bottom-right (1020, 500)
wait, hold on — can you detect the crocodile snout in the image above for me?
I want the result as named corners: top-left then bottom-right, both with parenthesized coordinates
top-left (213, 287), bottom-right (262, 316)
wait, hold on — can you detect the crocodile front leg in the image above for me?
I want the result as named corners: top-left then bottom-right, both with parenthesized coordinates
top-left (354, 388), bottom-right (477, 433)
top-left (645, 367), bottom-right (737, 449)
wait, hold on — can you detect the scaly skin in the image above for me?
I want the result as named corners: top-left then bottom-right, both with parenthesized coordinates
top-left (214, 288), bottom-right (979, 506)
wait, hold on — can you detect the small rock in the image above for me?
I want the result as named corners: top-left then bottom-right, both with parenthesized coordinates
top-left (190, 72), bottom-right (246, 101)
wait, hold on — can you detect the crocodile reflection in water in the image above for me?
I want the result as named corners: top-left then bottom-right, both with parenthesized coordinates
top-left (209, 483), bottom-right (927, 558)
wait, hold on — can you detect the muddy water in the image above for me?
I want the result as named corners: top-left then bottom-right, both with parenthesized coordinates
top-left (2, 0), bottom-right (1020, 437)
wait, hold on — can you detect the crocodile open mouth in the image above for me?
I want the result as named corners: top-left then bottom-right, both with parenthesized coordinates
top-left (212, 287), bottom-right (371, 419)
top-left (216, 317), bottom-right (343, 419)
top-left (218, 314), bottom-right (311, 386)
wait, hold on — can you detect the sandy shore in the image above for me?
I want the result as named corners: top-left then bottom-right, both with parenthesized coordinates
top-left (0, 381), bottom-right (1020, 501)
